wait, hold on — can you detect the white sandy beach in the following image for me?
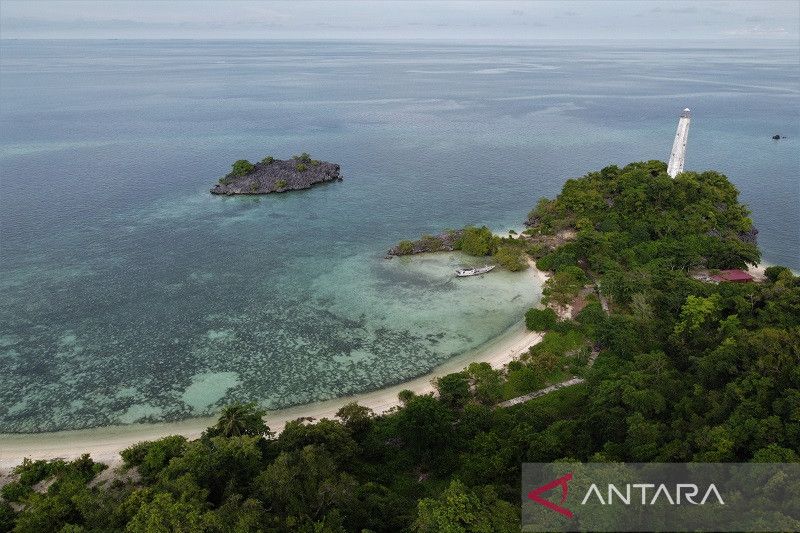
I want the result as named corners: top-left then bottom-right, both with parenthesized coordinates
top-left (0, 265), bottom-right (549, 471)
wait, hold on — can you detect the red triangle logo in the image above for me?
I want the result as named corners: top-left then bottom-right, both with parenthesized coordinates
top-left (528, 472), bottom-right (574, 518)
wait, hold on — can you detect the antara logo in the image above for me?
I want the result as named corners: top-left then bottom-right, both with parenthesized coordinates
top-left (528, 473), bottom-right (574, 518)
top-left (528, 473), bottom-right (725, 519)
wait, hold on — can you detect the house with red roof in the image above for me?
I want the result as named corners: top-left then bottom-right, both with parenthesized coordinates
top-left (710, 269), bottom-right (754, 283)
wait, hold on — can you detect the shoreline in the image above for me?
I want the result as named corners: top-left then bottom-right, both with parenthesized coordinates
top-left (0, 264), bottom-right (549, 471)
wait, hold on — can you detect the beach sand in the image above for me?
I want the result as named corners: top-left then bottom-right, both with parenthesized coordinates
top-left (0, 265), bottom-right (549, 471)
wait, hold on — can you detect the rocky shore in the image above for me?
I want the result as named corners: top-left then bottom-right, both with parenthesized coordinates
top-left (210, 154), bottom-right (341, 195)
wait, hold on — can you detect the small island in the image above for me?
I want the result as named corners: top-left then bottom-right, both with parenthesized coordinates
top-left (388, 226), bottom-right (531, 272)
top-left (210, 153), bottom-right (341, 195)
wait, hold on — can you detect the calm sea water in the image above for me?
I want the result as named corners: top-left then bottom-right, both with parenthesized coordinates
top-left (1, 41), bottom-right (798, 432)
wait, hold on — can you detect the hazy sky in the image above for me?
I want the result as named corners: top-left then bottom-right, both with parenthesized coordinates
top-left (1, 0), bottom-right (798, 42)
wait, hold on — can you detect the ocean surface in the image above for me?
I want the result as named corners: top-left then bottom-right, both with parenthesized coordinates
top-left (1, 40), bottom-right (798, 432)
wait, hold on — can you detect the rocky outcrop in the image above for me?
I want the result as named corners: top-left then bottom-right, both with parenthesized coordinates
top-left (210, 157), bottom-right (341, 195)
top-left (387, 230), bottom-right (463, 256)
top-left (738, 226), bottom-right (759, 246)
top-left (706, 226), bottom-right (759, 247)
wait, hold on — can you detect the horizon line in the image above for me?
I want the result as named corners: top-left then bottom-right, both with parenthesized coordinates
top-left (1, 36), bottom-right (797, 44)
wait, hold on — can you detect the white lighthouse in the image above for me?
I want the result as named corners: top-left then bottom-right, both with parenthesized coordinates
top-left (667, 108), bottom-right (691, 178)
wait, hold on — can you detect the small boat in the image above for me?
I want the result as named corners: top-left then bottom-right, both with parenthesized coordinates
top-left (455, 265), bottom-right (495, 277)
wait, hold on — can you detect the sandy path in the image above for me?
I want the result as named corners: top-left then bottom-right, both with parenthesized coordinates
top-left (497, 377), bottom-right (585, 408)
top-left (0, 266), bottom-right (549, 471)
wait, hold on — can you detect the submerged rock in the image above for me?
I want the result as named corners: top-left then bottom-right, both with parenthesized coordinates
top-left (211, 155), bottom-right (342, 195)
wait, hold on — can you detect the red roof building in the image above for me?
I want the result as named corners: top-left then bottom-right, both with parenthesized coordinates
top-left (710, 269), bottom-right (754, 283)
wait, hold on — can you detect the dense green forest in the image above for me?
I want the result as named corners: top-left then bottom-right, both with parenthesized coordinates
top-left (2, 161), bottom-right (798, 532)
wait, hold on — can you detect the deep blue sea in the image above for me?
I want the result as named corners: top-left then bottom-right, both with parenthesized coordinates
top-left (1, 40), bottom-right (798, 432)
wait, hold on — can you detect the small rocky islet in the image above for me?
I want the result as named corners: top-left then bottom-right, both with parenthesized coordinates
top-left (210, 153), bottom-right (342, 195)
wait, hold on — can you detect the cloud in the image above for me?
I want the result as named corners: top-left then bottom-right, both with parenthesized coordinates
top-left (0, 0), bottom-right (796, 41)
top-left (1, 16), bottom-right (283, 32)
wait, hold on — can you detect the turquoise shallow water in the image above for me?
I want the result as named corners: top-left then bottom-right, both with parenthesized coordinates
top-left (0, 41), bottom-right (798, 432)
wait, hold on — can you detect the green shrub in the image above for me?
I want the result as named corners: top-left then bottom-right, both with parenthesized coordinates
top-left (335, 402), bottom-right (374, 434)
top-left (556, 265), bottom-right (589, 284)
top-left (1, 481), bottom-right (32, 502)
top-left (530, 329), bottom-right (586, 362)
top-left (121, 436), bottom-right (187, 482)
top-left (575, 300), bottom-right (605, 338)
top-left (503, 364), bottom-right (543, 399)
top-left (59, 456), bottom-right (105, 492)
top-left (310, 159), bottom-right (321, 166)
top-left (397, 240), bottom-right (414, 255)
top-left (0, 455), bottom-right (103, 505)
top-left (230, 159), bottom-right (254, 177)
top-left (457, 226), bottom-right (493, 256)
top-left (14, 458), bottom-right (61, 487)
top-left (526, 244), bottom-right (546, 258)
top-left (0, 500), bottom-right (14, 532)
top-left (493, 246), bottom-right (527, 271)
top-left (120, 441), bottom-right (150, 467)
top-left (295, 163), bottom-right (307, 172)
top-left (261, 156), bottom-right (275, 165)
top-left (536, 245), bottom-right (578, 271)
top-left (420, 234), bottom-right (443, 252)
top-left (293, 152), bottom-right (312, 163)
top-left (764, 265), bottom-right (791, 282)
top-left (398, 389), bottom-right (415, 404)
top-left (525, 307), bottom-right (558, 331)
top-left (466, 362), bottom-right (503, 405)
top-left (275, 179), bottom-right (288, 189)
top-left (435, 372), bottom-right (470, 409)
top-left (542, 267), bottom-right (587, 309)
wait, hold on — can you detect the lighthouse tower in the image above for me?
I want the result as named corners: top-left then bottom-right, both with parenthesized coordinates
top-left (667, 108), bottom-right (691, 178)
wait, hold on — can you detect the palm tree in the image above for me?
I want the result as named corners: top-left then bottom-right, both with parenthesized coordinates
top-left (211, 402), bottom-right (269, 438)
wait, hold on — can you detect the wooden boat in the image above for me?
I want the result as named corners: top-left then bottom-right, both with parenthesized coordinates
top-left (455, 265), bottom-right (495, 277)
